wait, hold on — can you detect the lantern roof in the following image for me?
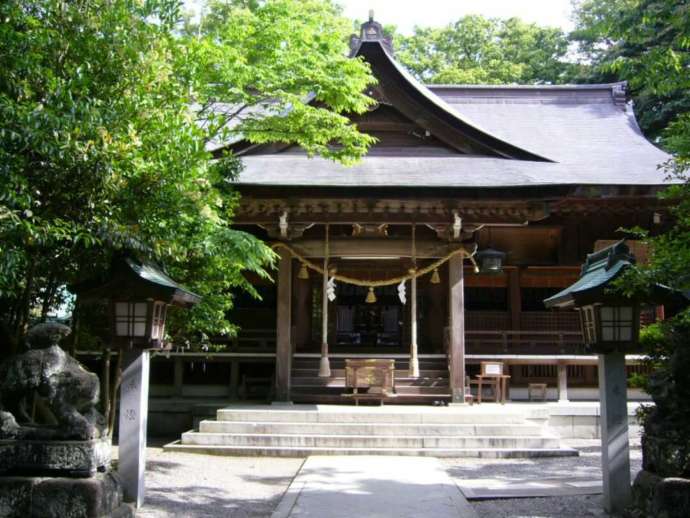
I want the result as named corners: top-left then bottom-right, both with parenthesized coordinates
top-left (544, 241), bottom-right (634, 309)
top-left (73, 255), bottom-right (201, 308)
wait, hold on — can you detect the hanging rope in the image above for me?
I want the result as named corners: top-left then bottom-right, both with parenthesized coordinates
top-left (271, 241), bottom-right (479, 287)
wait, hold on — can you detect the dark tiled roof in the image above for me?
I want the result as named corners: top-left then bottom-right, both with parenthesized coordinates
top-left (237, 82), bottom-right (671, 188)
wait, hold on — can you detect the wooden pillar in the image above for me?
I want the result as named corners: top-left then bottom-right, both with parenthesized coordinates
top-left (409, 274), bottom-right (419, 377)
top-left (448, 254), bottom-right (466, 403)
top-left (275, 250), bottom-right (292, 401)
top-left (409, 225), bottom-right (419, 378)
top-left (229, 360), bottom-right (240, 400)
top-left (319, 225), bottom-right (331, 377)
top-left (558, 363), bottom-right (569, 402)
top-left (509, 268), bottom-right (521, 332)
top-left (173, 356), bottom-right (184, 397)
top-left (293, 268), bottom-right (311, 351)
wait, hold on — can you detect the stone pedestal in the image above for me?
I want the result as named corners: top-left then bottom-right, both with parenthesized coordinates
top-left (632, 470), bottom-right (690, 518)
top-left (0, 472), bottom-right (133, 518)
top-left (0, 438), bottom-right (111, 477)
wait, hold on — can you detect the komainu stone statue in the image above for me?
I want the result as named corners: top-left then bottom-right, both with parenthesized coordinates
top-left (0, 322), bottom-right (106, 441)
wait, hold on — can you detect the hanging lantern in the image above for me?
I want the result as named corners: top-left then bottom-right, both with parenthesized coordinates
top-left (476, 248), bottom-right (506, 274)
top-left (366, 287), bottom-right (377, 304)
top-left (430, 268), bottom-right (441, 284)
top-left (298, 263), bottom-right (309, 280)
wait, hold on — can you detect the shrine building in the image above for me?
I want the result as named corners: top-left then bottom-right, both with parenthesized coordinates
top-left (203, 17), bottom-right (671, 406)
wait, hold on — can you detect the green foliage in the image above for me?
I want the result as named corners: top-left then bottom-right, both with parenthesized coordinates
top-left (186, 0), bottom-right (376, 164)
top-left (0, 0), bottom-right (375, 350)
top-left (571, 0), bottom-right (690, 141)
top-left (393, 16), bottom-right (576, 85)
top-left (571, 0), bottom-right (690, 477)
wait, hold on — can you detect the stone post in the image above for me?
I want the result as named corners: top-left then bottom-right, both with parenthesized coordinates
top-left (558, 363), bottom-right (569, 402)
top-left (448, 254), bottom-right (466, 403)
top-left (598, 351), bottom-right (631, 514)
top-left (275, 250), bottom-right (292, 401)
top-left (118, 349), bottom-right (150, 508)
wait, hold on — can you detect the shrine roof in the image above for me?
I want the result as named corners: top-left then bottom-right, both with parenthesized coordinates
top-left (231, 19), bottom-right (673, 190)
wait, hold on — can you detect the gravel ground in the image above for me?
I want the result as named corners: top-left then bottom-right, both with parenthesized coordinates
top-left (115, 442), bottom-right (304, 518)
top-left (443, 438), bottom-right (643, 518)
top-left (123, 438), bottom-right (641, 517)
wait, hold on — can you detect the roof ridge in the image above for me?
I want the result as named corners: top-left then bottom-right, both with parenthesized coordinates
top-left (426, 82), bottom-right (627, 91)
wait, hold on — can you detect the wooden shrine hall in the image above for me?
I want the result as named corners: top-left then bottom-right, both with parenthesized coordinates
top-left (217, 16), bottom-right (672, 405)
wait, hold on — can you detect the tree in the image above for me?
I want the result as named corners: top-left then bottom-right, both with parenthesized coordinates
top-left (580, 0), bottom-right (690, 483)
top-left (393, 16), bottom-right (576, 85)
top-left (571, 0), bottom-right (690, 140)
top-left (0, 0), bottom-right (376, 356)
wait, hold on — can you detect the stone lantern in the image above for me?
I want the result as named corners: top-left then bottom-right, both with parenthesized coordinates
top-left (77, 256), bottom-right (200, 349)
top-left (545, 240), bottom-right (638, 514)
top-left (75, 255), bottom-right (200, 508)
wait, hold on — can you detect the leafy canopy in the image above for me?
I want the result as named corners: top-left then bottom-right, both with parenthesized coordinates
top-left (571, 0), bottom-right (690, 140)
top-left (392, 15), bottom-right (576, 85)
top-left (0, 0), bottom-right (375, 349)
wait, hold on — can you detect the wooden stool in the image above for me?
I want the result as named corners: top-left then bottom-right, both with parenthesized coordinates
top-left (528, 383), bottom-right (548, 401)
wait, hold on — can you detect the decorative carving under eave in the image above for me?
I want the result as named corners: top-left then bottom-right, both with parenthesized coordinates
top-left (352, 223), bottom-right (389, 237)
top-left (238, 198), bottom-right (551, 226)
top-left (259, 223), bottom-right (314, 240)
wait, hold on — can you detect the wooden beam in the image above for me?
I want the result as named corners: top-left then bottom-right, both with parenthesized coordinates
top-left (280, 239), bottom-right (471, 259)
top-left (275, 250), bottom-right (292, 401)
top-left (448, 254), bottom-right (466, 403)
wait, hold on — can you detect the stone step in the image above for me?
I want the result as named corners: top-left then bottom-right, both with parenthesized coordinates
top-left (181, 431), bottom-right (562, 449)
top-left (164, 442), bottom-right (578, 459)
top-left (290, 385), bottom-right (450, 395)
top-left (215, 408), bottom-right (537, 424)
top-left (198, 420), bottom-right (546, 437)
top-left (290, 393), bottom-right (452, 405)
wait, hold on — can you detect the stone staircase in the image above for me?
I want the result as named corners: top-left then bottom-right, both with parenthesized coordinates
top-left (291, 356), bottom-right (451, 404)
top-left (165, 404), bottom-right (579, 458)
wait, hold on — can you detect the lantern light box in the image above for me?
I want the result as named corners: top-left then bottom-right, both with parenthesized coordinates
top-left (74, 255), bottom-right (200, 349)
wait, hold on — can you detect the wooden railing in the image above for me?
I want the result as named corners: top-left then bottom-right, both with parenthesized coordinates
top-left (465, 330), bottom-right (584, 354)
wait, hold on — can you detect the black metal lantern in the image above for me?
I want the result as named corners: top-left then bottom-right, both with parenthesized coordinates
top-left (475, 248), bottom-right (506, 274)
top-left (544, 241), bottom-right (640, 353)
top-left (74, 255), bottom-right (201, 349)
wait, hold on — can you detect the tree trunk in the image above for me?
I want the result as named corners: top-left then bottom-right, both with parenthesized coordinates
top-left (101, 348), bottom-right (111, 418)
top-left (107, 349), bottom-right (123, 438)
top-left (69, 297), bottom-right (80, 357)
top-left (14, 261), bottom-right (37, 350)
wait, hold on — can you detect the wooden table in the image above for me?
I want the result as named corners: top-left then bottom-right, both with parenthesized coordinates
top-left (472, 374), bottom-right (511, 404)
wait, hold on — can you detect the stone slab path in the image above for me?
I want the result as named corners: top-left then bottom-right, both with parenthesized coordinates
top-left (456, 476), bottom-right (603, 499)
top-left (271, 456), bottom-right (478, 518)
